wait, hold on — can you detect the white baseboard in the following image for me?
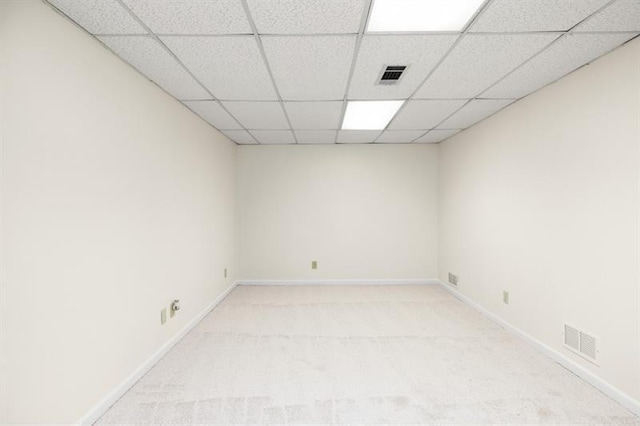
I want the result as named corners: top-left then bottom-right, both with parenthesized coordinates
top-left (237, 278), bottom-right (439, 286)
top-left (76, 281), bottom-right (239, 425)
top-left (437, 280), bottom-right (640, 417)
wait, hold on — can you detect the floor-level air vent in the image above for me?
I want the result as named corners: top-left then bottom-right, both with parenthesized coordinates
top-left (448, 272), bottom-right (458, 286)
top-left (564, 324), bottom-right (598, 364)
top-left (378, 65), bottom-right (407, 85)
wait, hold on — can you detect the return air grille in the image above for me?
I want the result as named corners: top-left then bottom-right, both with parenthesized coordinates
top-left (564, 324), bottom-right (598, 364)
top-left (448, 272), bottom-right (458, 286)
top-left (579, 332), bottom-right (597, 360)
top-left (378, 65), bottom-right (407, 85)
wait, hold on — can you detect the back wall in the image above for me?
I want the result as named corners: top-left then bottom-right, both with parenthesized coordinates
top-left (237, 144), bottom-right (438, 281)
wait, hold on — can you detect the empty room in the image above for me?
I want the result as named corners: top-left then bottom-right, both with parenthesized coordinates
top-left (1, 0), bottom-right (639, 424)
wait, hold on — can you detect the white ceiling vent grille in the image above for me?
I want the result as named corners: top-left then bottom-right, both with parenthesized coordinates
top-left (378, 65), bottom-right (407, 85)
top-left (564, 324), bottom-right (598, 364)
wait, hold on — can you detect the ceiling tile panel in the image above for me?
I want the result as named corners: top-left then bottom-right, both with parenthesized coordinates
top-left (221, 102), bottom-right (289, 129)
top-left (283, 102), bottom-right (344, 129)
top-left (575, 0), bottom-right (640, 32)
top-left (247, 0), bottom-right (365, 34)
top-left (295, 130), bottom-right (337, 144)
top-left (161, 36), bottom-right (278, 100)
top-left (388, 100), bottom-right (467, 130)
top-left (375, 131), bottom-right (426, 143)
top-left (414, 34), bottom-right (559, 99)
top-left (221, 130), bottom-right (258, 144)
top-left (415, 129), bottom-right (461, 144)
top-left (337, 130), bottom-right (381, 143)
top-left (349, 35), bottom-right (458, 100)
top-left (438, 99), bottom-right (514, 129)
top-left (262, 36), bottom-right (356, 100)
top-left (483, 33), bottom-right (637, 99)
top-left (122, 0), bottom-right (251, 34)
top-left (99, 36), bottom-right (210, 100)
top-left (470, 0), bottom-right (609, 32)
top-left (48, 0), bottom-right (146, 34)
top-left (250, 130), bottom-right (297, 144)
top-left (183, 101), bottom-right (241, 129)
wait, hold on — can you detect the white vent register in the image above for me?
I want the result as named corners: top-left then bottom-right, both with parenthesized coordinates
top-left (564, 324), bottom-right (598, 364)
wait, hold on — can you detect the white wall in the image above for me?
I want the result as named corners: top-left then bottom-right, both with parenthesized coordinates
top-left (237, 144), bottom-right (438, 281)
top-left (438, 38), bottom-right (639, 404)
top-left (0, 1), bottom-right (237, 423)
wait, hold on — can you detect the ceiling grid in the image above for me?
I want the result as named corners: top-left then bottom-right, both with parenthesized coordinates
top-left (374, 0), bottom-right (494, 143)
top-left (333, 0), bottom-right (374, 144)
top-left (114, 0), bottom-right (261, 144)
top-left (240, 0), bottom-right (298, 144)
top-left (415, 0), bottom-right (627, 141)
top-left (45, 0), bottom-right (639, 145)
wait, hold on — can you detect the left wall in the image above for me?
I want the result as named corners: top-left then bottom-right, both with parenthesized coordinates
top-left (0, 1), bottom-right (237, 423)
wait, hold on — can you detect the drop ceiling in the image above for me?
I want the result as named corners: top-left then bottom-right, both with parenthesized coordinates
top-left (46, 0), bottom-right (639, 145)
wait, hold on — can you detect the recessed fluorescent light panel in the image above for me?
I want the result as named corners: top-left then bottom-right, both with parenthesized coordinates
top-left (367, 0), bottom-right (485, 32)
top-left (342, 101), bottom-right (404, 130)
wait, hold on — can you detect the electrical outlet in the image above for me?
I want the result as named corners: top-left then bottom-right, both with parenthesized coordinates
top-left (311, 260), bottom-right (318, 270)
top-left (224, 268), bottom-right (227, 279)
top-left (503, 290), bottom-right (509, 305)
top-left (160, 308), bottom-right (167, 325)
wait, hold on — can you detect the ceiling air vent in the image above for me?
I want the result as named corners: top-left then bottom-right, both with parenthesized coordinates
top-left (378, 65), bottom-right (407, 85)
top-left (564, 324), bottom-right (598, 364)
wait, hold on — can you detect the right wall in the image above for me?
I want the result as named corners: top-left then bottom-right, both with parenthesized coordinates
top-left (438, 37), bottom-right (639, 407)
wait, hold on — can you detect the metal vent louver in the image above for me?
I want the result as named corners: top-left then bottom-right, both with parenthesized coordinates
top-left (378, 65), bottom-right (407, 85)
top-left (448, 272), bottom-right (458, 286)
top-left (564, 324), bottom-right (598, 364)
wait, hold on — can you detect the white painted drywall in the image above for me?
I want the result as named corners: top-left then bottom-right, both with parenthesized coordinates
top-left (438, 38), bottom-right (639, 404)
top-left (237, 144), bottom-right (438, 280)
top-left (0, 1), bottom-right (237, 423)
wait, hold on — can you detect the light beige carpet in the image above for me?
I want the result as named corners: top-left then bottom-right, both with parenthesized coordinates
top-left (97, 285), bottom-right (638, 424)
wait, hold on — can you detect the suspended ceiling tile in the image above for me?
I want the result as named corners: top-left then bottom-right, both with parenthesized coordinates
top-left (183, 101), bottom-right (241, 129)
top-left (221, 130), bottom-right (258, 144)
top-left (438, 99), bottom-right (514, 129)
top-left (387, 100), bottom-right (467, 130)
top-left (470, 0), bottom-right (609, 32)
top-left (295, 130), bottom-right (337, 144)
top-left (222, 102), bottom-right (289, 129)
top-left (99, 36), bottom-right (210, 100)
top-left (283, 101), bottom-right (343, 129)
top-left (121, 0), bottom-right (251, 35)
top-left (262, 36), bottom-right (356, 100)
top-left (483, 33), bottom-right (637, 98)
top-left (247, 0), bottom-right (365, 34)
top-left (48, 0), bottom-right (146, 34)
top-left (414, 34), bottom-right (559, 99)
top-left (336, 130), bottom-right (381, 143)
top-left (575, 0), bottom-right (640, 32)
top-left (349, 35), bottom-right (457, 100)
top-left (161, 36), bottom-right (278, 100)
top-left (250, 130), bottom-right (296, 144)
top-left (414, 129), bottom-right (461, 144)
top-left (375, 130), bottom-right (426, 143)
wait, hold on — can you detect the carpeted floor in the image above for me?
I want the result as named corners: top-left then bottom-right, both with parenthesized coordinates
top-left (97, 285), bottom-right (638, 424)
